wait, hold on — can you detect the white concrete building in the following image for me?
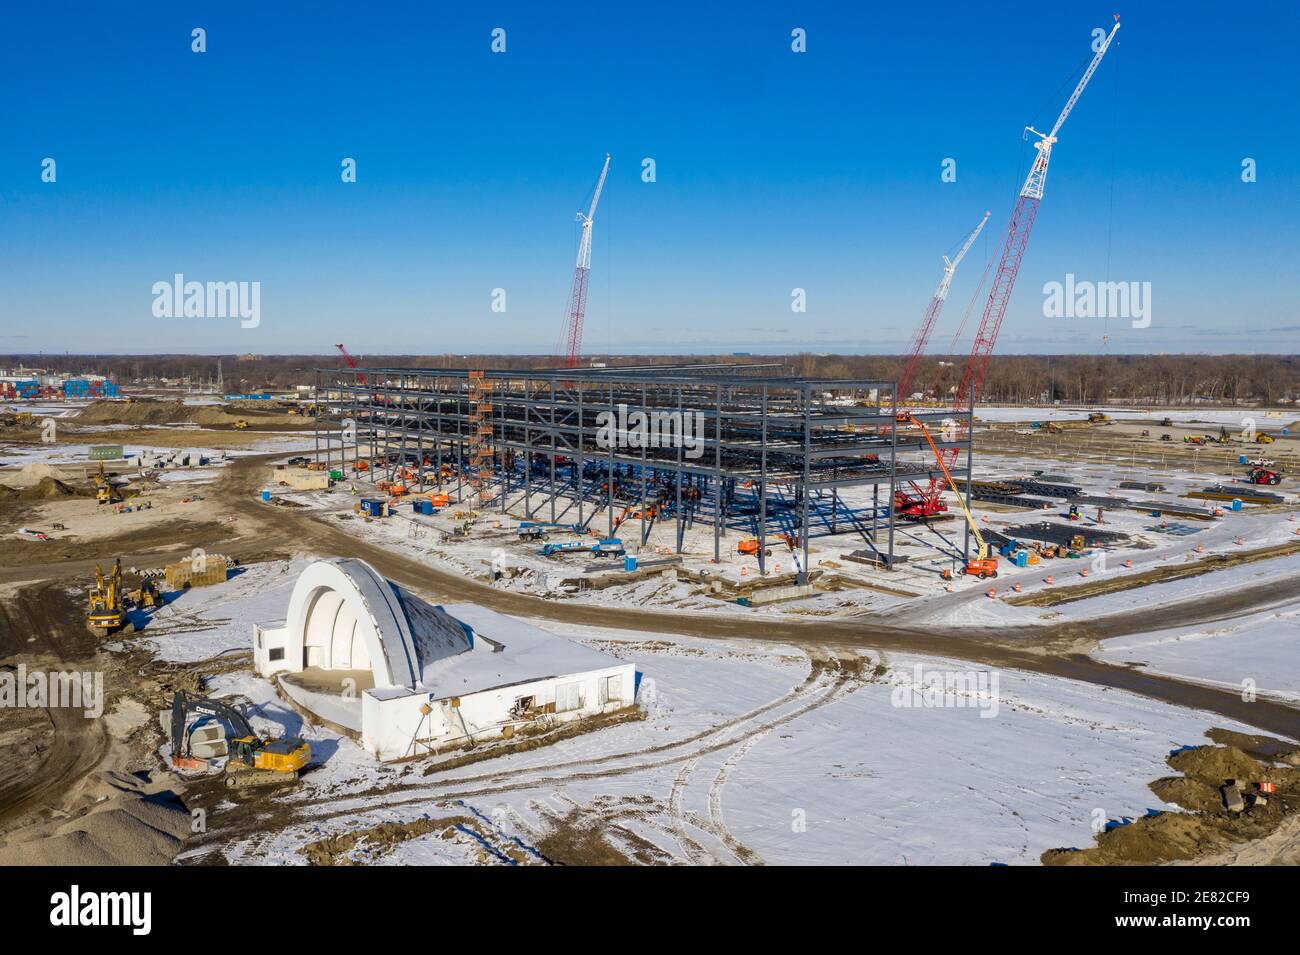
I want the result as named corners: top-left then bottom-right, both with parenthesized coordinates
top-left (253, 558), bottom-right (638, 761)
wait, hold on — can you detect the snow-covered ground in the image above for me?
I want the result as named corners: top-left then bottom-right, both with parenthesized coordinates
top-left (974, 405), bottom-right (1295, 427)
top-left (149, 557), bottom-right (1285, 866)
top-left (1097, 603), bottom-right (1300, 703)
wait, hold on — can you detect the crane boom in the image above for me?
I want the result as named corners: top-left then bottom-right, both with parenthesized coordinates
top-left (896, 211), bottom-right (990, 400)
top-left (918, 16), bottom-right (1120, 517)
top-left (335, 343), bottom-right (367, 387)
top-left (563, 153), bottom-right (611, 369)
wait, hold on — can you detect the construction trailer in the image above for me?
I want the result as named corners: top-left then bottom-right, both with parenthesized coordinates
top-left (312, 364), bottom-right (976, 583)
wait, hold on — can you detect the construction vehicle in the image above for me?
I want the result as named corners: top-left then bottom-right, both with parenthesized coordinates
top-left (560, 153), bottom-right (611, 369)
top-left (87, 559), bottom-right (129, 635)
top-left (1248, 465), bottom-right (1282, 486)
top-left (909, 17), bottom-right (1121, 517)
top-left (1184, 435), bottom-right (1205, 446)
top-left (737, 537), bottom-right (772, 557)
top-left (1160, 433), bottom-right (1173, 442)
top-left (541, 537), bottom-right (624, 558)
top-left (1087, 412), bottom-right (1110, 424)
top-left (895, 211), bottom-right (991, 402)
top-left (129, 576), bottom-right (162, 610)
top-left (895, 413), bottom-right (998, 580)
top-left (1159, 417), bottom-right (1173, 428)
top-left (1257, 433), bottom-right (1275, 445)
top-left (170, 691), bottom-right (311, 790)
top-left (233, 419), bottom-right (249, 430)
top-left (518, 521), bottom-right (587, 540)
top-left (93, 461), bottom-right (122, 505)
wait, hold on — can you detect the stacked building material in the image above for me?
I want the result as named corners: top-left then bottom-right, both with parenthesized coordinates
top-left (164, 556), bottom-right (229, 590)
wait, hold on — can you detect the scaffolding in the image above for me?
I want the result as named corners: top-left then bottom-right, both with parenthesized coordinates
top-left (312, 364), bottom-right (975, 584)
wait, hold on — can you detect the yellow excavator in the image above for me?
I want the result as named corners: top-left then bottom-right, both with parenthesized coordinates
top-left (170, 691), bottom-right (311, 790)
top-left (87, 559), bottom-right (129, 635)
top-left (895, 413), bottom-right (999, 580)
top-left (129, 576), bottom-right (162, 610)
top-left (94, 461), bottom-right (122, 505)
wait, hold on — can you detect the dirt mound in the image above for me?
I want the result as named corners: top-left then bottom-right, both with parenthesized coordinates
top-left (76, 399), bottom-right (189, 425)
top-left (17, 476), bottom-right (87, 501)
top-left (1043, 742), bottom-right (1300, 866)
top-left (0, 485), bottom-right (18, 501)
top-left (1168, 744), bottom-right (1267, 784)
top-left (75, 398), bottom-right (305, 430)
top-left (0, 789), bottom-right (191, 866)
top-left (2, 462), bottom-right (67, 488)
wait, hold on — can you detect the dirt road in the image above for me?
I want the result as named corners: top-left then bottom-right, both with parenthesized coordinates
top-left (0, 583), bottom-right (110, 828)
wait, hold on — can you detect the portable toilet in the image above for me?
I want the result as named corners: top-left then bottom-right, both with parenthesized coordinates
top-left (1238, 454), bottom-right (1248, 465)
top-left (624, 555), bottom-right (638, 572)
top-left (1231, 498), bottom-right (1243, 511)
top-left (261, 490), bottom-right (272, 502)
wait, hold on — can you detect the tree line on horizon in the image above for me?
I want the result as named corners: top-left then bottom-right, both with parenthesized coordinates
top-left (4, 353), bottom-right (1296, 407)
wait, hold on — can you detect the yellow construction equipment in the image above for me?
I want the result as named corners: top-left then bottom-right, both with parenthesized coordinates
top-left (93, 461), bottom-right (122, 505)
top-left (170, 691), bottom-right (311, 790)
top-left (233, 419), bottom-right (249, 430)
top-left (895, 413), bottom-right (999, 580)
top-left (129, 576), bottom-right (162, 610)
top-left (87, 559), bottom-right (129, 635)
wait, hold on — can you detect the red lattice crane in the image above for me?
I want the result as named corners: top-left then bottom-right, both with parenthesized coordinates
top-left (896, 211), bottom-right (990, 402)
top-left (561, 153), bottom-right (611, 369)
top-left (903, 15), bottom-right (1121, 518)
top-left (335, 343), bottom-right (367, 387)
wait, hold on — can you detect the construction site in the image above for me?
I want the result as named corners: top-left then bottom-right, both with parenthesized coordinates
top-left (1, 11), bottom-right (1300, 887)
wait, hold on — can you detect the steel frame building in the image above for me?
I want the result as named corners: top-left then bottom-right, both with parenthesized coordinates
top-left (312, 364), bottom-right (975, 584)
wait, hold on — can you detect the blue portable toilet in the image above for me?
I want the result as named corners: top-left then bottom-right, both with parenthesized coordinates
top-left (261, 490), bottom-right (272, 502)
top-left (1239, 454), bottom-right (1248, 464)
top-left (1014, 550), bottom-right (1029, 568)
top-left (624, 555), bottom-right (638, 572)
top-left (1231, 498), bottom-right (1243, 511)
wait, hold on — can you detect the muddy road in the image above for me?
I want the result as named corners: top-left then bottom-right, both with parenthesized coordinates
top-left (0, 583), bottom-right (110, 828)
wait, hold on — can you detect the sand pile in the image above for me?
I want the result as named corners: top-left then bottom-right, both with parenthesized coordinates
top-left (1, 462), bottom-right (67, 489)
top-left (17, 476), bottom-right (87, 501)
top-left (0, 782), bottom-right (192, 866)
top-left (74, 398), bottom-right (303, 430)
top-left (76, 399), bottom-right (188, 425)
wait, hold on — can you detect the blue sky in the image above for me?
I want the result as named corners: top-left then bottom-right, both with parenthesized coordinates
top-left (1, 0), bottom-right (1296, 356)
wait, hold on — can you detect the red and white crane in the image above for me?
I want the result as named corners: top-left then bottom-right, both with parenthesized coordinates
top-left (896, 210), bottom-right (990, 402)
top-left (903, 15), bottom-right (1121, 518)
top-left (561, 153), bottom-right (611, 369)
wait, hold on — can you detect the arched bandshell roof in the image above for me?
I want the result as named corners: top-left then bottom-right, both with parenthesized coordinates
top-left (282, 558), bottom-right (420, 688)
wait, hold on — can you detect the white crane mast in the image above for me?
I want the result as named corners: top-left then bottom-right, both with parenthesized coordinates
top-left (933, 211), bottom-right (990, 303)
top-left (575, 153), bottom-right (611, 269)
top-left (1021, 16), bottom-right (1120, 201)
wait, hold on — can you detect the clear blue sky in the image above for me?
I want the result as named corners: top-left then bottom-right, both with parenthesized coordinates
top-left (1, 0), bottom-right (1296, 356)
